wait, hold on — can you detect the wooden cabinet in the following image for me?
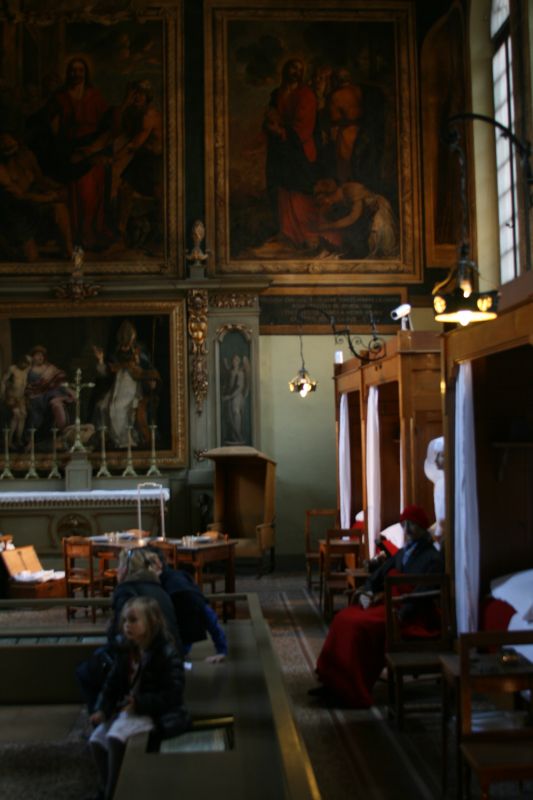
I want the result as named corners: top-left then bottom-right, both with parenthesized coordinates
top-left (334, 331), bottom-right (443, 541)
top-left (442, 296), bottom-right (533, 594)
top-left (204, 446), bottom-right (276, 570)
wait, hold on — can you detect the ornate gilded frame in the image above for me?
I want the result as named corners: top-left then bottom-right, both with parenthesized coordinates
top-left (204, 0), bottom-right (422, 285)
top-left (420, 0), bottom-right (473, 268)
top-left (0, 3), bottom-right (183, 278)
top-left (0, 299), bottom-right (187, 470)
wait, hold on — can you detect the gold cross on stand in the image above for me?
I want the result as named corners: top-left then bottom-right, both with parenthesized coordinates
top-left (62, 368), bottom-right (95, 453)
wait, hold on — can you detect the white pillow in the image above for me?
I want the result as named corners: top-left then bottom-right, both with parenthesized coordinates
top-left (490, 569), bottom-right (533, 618)
top-left (379, 522), bottom-right (404, 549)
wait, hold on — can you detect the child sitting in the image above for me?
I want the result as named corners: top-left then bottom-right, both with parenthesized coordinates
top-left (88, 596), bottom-right (190, 800)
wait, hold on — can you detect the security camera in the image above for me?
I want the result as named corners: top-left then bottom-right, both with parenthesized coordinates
top-left (390, 303), bottom-right (412, 320)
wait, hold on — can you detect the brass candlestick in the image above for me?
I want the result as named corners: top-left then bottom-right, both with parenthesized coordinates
top-left (24, 428), bottom-right (39, 479)
top-left (0, 428), bottom-right (14, 480)
top-left (122, 426), bottom-right (138, 477)
top-left (146, 424), bottom-right (161, 477)
top-left (47, 427), bottom-right (61, 479)
top-left (96, 425), bottom-right (112, 478)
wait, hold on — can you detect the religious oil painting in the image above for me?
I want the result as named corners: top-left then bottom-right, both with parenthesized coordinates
top-left (204, 0), bottom-right (422, 285)
top-left (0, 300), bottom-right (187, 470)
top-left (216, 326), bottom-right (253, 447)
top-left (0, 3), bottom-right (183, 276)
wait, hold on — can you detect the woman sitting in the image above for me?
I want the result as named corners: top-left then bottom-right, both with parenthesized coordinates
top-left (310, 505), bottom-right (444, 708)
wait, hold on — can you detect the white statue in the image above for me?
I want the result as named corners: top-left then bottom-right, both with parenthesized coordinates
top-left (424, 436), bottom-right (445, 546)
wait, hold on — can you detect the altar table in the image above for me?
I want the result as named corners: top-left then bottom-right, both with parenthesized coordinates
top-left (0, 488), bottom-right (170, 557)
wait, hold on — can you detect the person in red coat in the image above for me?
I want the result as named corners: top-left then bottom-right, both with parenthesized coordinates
top-left (310, 505), bottom-right (444, 708)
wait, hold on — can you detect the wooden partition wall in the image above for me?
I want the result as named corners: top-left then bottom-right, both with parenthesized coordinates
top-left (442, 297), bottom-right (533, 595)
top-left (362, 331), bottom-right (443, 530)
top-left (334, 331), bottom-right (443, 537)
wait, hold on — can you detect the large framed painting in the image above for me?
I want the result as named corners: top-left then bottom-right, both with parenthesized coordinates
top-left (0, 300), bottom-right (187, 470)
top-left (204, 0), bottom-right (421, 285)
top-left (0, 2), bottom-right (183, 277)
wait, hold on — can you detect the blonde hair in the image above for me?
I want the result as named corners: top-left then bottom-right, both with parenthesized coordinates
top-left (119, 596), bottom-right (167, 644)
top-left (118, 547), bottom-right (160, 579)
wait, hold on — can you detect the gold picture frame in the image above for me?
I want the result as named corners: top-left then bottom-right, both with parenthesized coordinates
top-left (0, 299), bottom-right (187, 470)
top-left (0, 3), bottom-right (184, 277)
top-left (420, 0), bottom-right (473, 268)
top-left (204, 0), bottom-right (422, 285)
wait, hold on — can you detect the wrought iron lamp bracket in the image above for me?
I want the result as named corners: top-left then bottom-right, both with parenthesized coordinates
top-left (294, 305), bottom-right (385, 364)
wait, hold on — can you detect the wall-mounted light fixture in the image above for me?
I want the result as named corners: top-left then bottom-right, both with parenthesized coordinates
top-left (433, 112), bottom-right (533, 326)
top-left (288, 306), bottom-right (385, 397)
top-left (431, 117), bottom-right (499, 326)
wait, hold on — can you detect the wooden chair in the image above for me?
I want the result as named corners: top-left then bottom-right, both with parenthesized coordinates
top-left (321, 529), bottom-right (364, 620)
top-left (62, 536), bottom-right (104, 622)
top-left (151, 539), bottom-right (178, 569)
top-left (91, 546), bottom-right (119, 595)
top-left (384, 573), bottom-right (454, 728)
top-left (458, 629), bottom-right (533, 800)
top-left (304, 508), bottom-right (338, 590)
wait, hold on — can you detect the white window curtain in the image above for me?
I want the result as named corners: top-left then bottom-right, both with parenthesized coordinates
top-left (338, 393), bottom-right (351, 529)
top-left (454, 362), bottom-right (480, 633)
top-left (366, 386), bottom-right (381, 558)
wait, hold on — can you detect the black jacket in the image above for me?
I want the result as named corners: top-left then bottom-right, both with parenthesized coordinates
top-left (159, 566), bottom-right (210, 645)
top-left (364, 533), bottom-right (444, 596)
top-left (95, 632), bottom-right (190, 736)
top-left (109, 570), bottom-right (182, 651)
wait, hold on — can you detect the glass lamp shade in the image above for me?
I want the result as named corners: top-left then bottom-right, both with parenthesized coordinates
top-left (288, 369), bottom-right (317, 398)
top-left (433, 290), bottom-right (498, 326)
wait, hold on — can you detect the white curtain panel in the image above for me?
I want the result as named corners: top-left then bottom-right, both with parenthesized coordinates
top-left (366, 386), bottom-right (381, 558)
top-left (454, 361), bottom-right (480, 633)
top-left (339, 393), bottom-right (352, 529)
top-left (399, 436), bottom-right (405, 512)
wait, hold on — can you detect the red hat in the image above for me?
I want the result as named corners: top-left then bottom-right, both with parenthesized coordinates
top-left (399, 505), bottom-right (430, 530)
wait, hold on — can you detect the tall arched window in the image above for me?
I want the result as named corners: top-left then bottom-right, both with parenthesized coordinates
top-left (490, 0), bottom-right (531, 282)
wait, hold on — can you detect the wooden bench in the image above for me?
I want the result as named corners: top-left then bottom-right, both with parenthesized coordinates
top-left (115, 593), bottom-right (319, 800)
top-left (0, 594), bottom-right (320, 799)
top-left (0, 598), bottom-right (110, 703)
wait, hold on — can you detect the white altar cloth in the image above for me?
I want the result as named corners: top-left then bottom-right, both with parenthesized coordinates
top-left (0, 489), bottom-right (170, 508)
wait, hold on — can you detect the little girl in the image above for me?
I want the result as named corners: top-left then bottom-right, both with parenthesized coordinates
top-left (88, 596), bottom-right (190, 800)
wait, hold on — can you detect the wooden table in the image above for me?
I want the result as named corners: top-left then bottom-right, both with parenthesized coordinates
top-left (440, 649), bottom-right (533, 799)
top-left (89, 535), bottom-right (238, 616)
top-left (169, 538), bottom-right (237, 595)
